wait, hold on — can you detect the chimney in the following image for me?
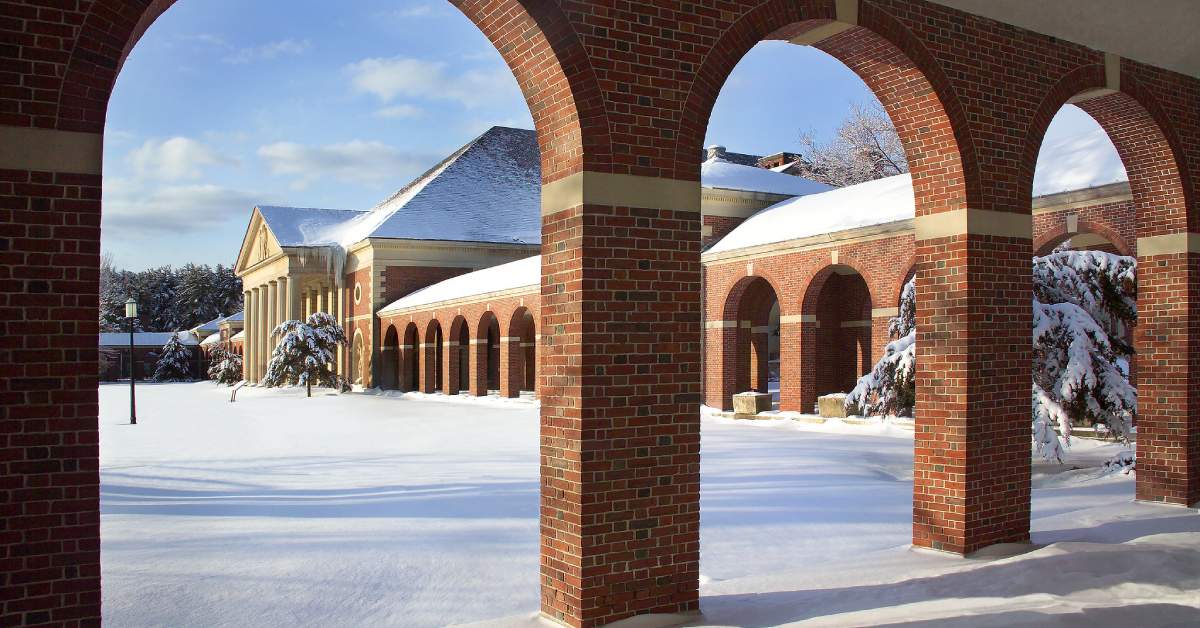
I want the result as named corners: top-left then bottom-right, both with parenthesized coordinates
top-left (705, 145), bottom-right (726, 161)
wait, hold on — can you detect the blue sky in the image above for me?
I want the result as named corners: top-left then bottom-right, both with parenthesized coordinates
top-left (102, 2), bottom-right (1125, 270)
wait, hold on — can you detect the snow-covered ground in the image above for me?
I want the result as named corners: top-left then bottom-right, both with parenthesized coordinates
top-left (100, 383), bottom-right (1200, 627)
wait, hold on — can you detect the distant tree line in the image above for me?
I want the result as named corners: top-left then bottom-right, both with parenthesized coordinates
top-left (100, 253), bottom-right (243, 332)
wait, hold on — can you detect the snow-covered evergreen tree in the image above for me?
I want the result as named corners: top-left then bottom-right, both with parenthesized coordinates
top-left (262, 312), bottom-right (347, 397)
top-left (152, 333), bottom-right (194, 382)
top-left (207, 345), bottom-right (243, 385)
top-left (846, 250), bottom-right (1138, 462)
top-left (1032, 250), bottom-right (1136, 461)
top-left (845, 276), bottom-right (916, 417)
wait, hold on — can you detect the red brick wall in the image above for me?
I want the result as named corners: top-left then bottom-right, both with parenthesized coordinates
top-left (1033, 198), bottom-right (1136, 256)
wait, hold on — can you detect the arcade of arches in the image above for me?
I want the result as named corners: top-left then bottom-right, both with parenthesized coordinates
top-left (4, 1), bottom-right (1200, 626)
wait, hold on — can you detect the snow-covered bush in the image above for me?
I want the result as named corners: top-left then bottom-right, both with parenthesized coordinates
top-left (845, 276), bottom-right (915, 417)
top-left (207, 345), bottom-right (243, 385)
top-left (847, 250), bottom-right (1137, 462)
top-left (262, 312), bottom-right (347, 397)
top-left (1032, 250), bottom-right (1137, 461)
top-left (152, 333), bottom-right (194, 382)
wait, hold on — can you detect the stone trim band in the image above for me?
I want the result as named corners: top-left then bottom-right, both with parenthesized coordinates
top-left (541, 171), bottom-right (702, 215)
top-left (1137, 232), bottom-right (1200, 256)
top-left (914, 209), bottom-right (1032, 241)
top-left (0, 126), bottom-right (103, 174)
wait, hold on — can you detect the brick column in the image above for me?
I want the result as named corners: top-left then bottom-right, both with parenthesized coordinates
top-left (444, 337), bottom-right (461, 395)
top-left (539, 174), bottom-right (701, 626)
top-left (0, 125), bottom-right (104, 624)
top-left (796, 316), bottom-right (822, 412)
top-left (420, 334), bottom-right (438, 394)
top-left (912, 210), bottom-right (1033, 554)
top-left (499, 335), bottom-right (522, 398)
top-left (471, 337), bottom-right (490, 396)
top-left (778, 317), bottom-right (805, 412)
top-left (1134, 234), bottom-right (1200, 506)
top-left (750, 326), bottom-right (770, 393)
top-left (871, 307), bottom-right (898, 366)
top-left (703, 321), bottom-right (737, 410)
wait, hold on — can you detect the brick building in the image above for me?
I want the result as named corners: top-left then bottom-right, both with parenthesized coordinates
top-left (4, 2), bottom-right (1200, 626)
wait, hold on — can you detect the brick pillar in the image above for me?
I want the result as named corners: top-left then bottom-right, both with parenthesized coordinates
top-left (750, 326), bottom-right (770, 393)
top-left (912, 212), bottom-right (1033, 554)
top-left (471, 337), bottom-right (490, 396)
top-left (797, 316), bottom-right (821, 412)
top-left (778, 317), bottom-right (804, 411)
top-left (420, 335), bottom-right (438, 394)
top-left (703, 322), bottom-right (737, 410)
top-left (0, 127), bottom-right (104, 624)
top-left (539, 176), bottom-right (701, 627)
top-left (1134, 238), bottom-right (1200, 506)
top-left (499, 335), bottom-right (522, 398)
top-left (444, 337), bottom-right (460, 395)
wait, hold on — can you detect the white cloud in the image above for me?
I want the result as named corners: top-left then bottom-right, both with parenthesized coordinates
top-left (257, 140), bottom-right (436, 187)
top-left (375, 104), bottom-right (424, 119)
top-left (392, 4), bottom-right (434, 18)
top-left (345, 56), bottom-right (519, 109)
top-left (128, 137), bottom-right (234, 181)
top-left (1034, 107), bottom-right (1128, 196)
top-left (102, 178), bottom-right (265, 236)
top-left (223, 39), bottom-right (312, 65)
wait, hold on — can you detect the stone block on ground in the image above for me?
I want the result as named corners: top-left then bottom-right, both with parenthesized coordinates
top-left (733, 391), bottom-right (772, 419)
top-left (818, 393), bottom-right (849, 418)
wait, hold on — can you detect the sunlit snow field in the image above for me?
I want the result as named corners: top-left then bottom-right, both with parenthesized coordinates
top-left (100, 383), bottom-right (1200, 627)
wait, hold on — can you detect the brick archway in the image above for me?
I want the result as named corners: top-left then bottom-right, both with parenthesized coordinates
top-left (1024, 68), bottom-right (1198, 506)
top-left (716, 276), bottom-right (782, 411)
top-left (800, 265), bottom-right (873, 410)
top-left (1033, 221), bottom-right (1133, 257)
top-left (445, 316), bottom-right (471, 396)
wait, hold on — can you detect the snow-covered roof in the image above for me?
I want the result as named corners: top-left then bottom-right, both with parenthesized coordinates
top-left (379, 255), bottom-right (539, 314)
top-left (265, 127), bottom-right (543, 250)
top-left (99, 332), bottom-right (200, 348)
top-left (701, 157), bottom-right (832, 197)
top-left (706, 173), bottom-right (915, 255)
top-left (257, 206), bottom-right (367, 247)
top-left (230, 331), bottom-right (245, 341)
top-left (200, 332), bottom-right (222, 346)
top-left (223, 310), bottom-right (244, 323)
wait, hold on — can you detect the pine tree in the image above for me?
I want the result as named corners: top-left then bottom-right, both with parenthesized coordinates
top-left (207, 345), bottom-right (244, 385)
top-left (845, 276), bottom-right (916, 417)
top-left (152, 333), bottom-right (194, 382)
top-left (1032, 250), bottom-right (1136, 461)
top-left (262, 312), bottom-right (347, 397)
top-left (845, 250), bottom-right (1138, 462)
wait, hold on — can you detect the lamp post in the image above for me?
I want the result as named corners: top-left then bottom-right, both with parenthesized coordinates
top-left (125, 297), bottom-right (138, 425)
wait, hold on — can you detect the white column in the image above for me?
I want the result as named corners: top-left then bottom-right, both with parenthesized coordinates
top-left (334, 283), bottom-right (344, 377)
top-left (286, 275), bottom-right (299, 322)
top-left (244, 289), bottom-right (254, 382)
top-left (269, 281), bottom-right (280, 355)
top-left (315, 285), bottom-right (325, 314)
top-left (258, 285), bottom-right (269, 380)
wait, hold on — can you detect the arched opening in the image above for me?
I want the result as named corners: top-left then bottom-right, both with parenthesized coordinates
top-left (800, 265), bottom-right (872, 408)
top-left (423, 320), bottom-right (443, 394)
top-left (692, 4), bottom-right (981, 563)
top-left (473, 312), bottom-right (500, 397)
top-left (402, 323), bottom-right (419, 393)
top-left (719, 276), bottom-right (781, 410)
top-left (521, 311), bottom-right (536, 393)
top-left (1025, 79), bottom-right (1193, 504)
top-left (487, 317), bottom-right (500, 392)
top-left (380, 325), bottom-right (399, 391)
top-left (504, 307), bottom-right (535, 397)
top-left (350, 329), bottom-right (364, 387)
top-left (447, 316), bottom-right (470, 395)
